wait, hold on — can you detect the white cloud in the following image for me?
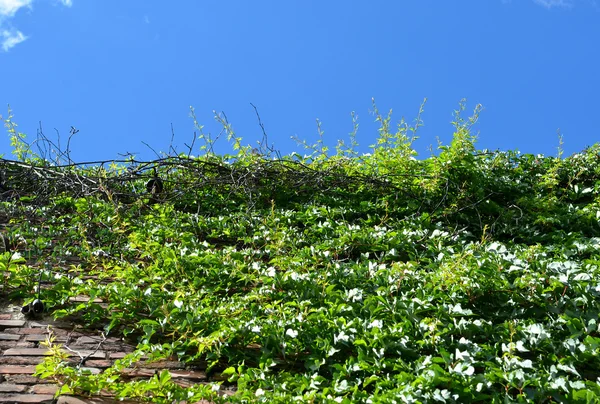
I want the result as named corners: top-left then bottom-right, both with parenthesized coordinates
top-left (0, 0), bottom-right (72, 51)
top-left (0, 0), bottom-right (31, 51)
top-left (1, 28), bottom-right (26, 50)
top-left (0, 0), bottom-right (32, 18)
top-left (532, 0), bottom-right (574, 8)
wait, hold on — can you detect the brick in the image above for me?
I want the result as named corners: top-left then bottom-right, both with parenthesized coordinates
top-left (20, 328), bottom-right (77, 337)
top-left (0, 341), bottom-right (19, 349)
top-left (3, 329), bottom-right (50, 336)
top-left (120, 368), bottom-right (155, 377)
top-left (24, 335), bottom-right (52, 342)
top-left (57, 397), bottom-right (139, 404)
top-left (0, 334), bottom-right (20, 341)
top-left (0, 384), bottom-right (27, 393)
top-left (108, 352), bottom-right (143, 359)
top-left (69, 296), bottom-right (103, 303)
top-left (15, 342), bottom-right (36, 348)
top-left (76, 337), bottom-right (104, 345)
top-left (4, 375), bottom-right (50, 384)
top-left (0, 356), bottom-right (45, 366)
top-left (56, 398), bottom-right (89, 404)
top-left (31, 384), bottom-right (58, 395)
top-left (0, 394), bottom-right (55, 403)
top-left (0, 320), bottom-right (26, 328)
top-left (0, 314), bottom-right (12, 320)
top-left (63, 345), bottom-right (102, 353)
top-left (29, 322), bottom-right (70, 328)
top-left (38, 328), bottom-right (71, 337)
top-left (3, 348), bottom-right (105, 358)
top-left (169, 370), bottom-right (207, 380)
top-left (2, 348), bottom-right (50, 356)
top-left (173, 379), bottom-right (195, 388)
top-left (138, 360), bottom-right (184, 369)
top-left (101, 338), bottom-right (124, 345)
top-left (82, 360), bottom-right (112, 368)
top-left (0, 366), bottom-right (37, 374)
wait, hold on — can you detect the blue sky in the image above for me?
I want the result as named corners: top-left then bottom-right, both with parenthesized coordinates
top-left (1, 0), bottom-right (599, 162)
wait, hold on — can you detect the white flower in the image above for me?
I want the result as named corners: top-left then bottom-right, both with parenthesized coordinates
top-left (550, 377), bottom-right (568, 392)
top-left (570, 380), bottom-right (586, 389)
top-left (327, 347), bottom-right (340, 357)
top-left (334, 331), bottom-right (349, 344)
top-left (173, 299), bottom-right (183, 309)
top-left (450, 362), bottom-right (474, 376)
top-left (92, 249), bottom-right (108, 257)
top-left (367, 319), bottom-right (383, 329)
top-left (524, 323), bottom-right (550, 344)
top-left (454, 349), bottom-right (470, 361)
top-left (255, 388), bottom-right (265, 396)
top-left (334, 379), bottom-right (348, 393)
top-left (515, 341), bottom-right (529, 352)
top-left (347, 288), bottom-right (363, 302)
top-left (433, 389), bottom-right (451, 402)
top-left (265, 267), bottom-right (276, 277)
top-left (286, 328), bottom-right (298, 338)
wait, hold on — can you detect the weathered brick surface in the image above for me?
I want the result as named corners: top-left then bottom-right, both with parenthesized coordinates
top-left (30, 384), bottom-right (58, 395)
top-left (137, 360), bottom-right (184, 369)
top-left (0, 366), bottom-right (38, 374)
top-left (28, 322), bottom-right (63, 328)
top-left (0, 384), bottom-right (28, 393)
top-left (82, 360), bottom-right (112, 368)
top-left (3, 348), bottom-right (106, 358)
top-left (107, 352), bottom-right (144, 360)
top-left (57, 397), bottom-right (139, 404)
top-left (0, 394), bottom-right (55, 403)
top-left (4, 375), bottom-right (51, 385)
top-left (0, 333), bottom-right (21, 341)
top-left (24, 335), bottom-right (52, 342)
top-left (0, 356), bottom-right (46, 365)
top-left (3, 329), bottom-right (51, 335)
top-left (75, 336), bottom-right (105, 345)
top-left (14, 342), bottom-right (36, 348)
top-left (0, 299), bottom-right (231, 403)
top-left (0, 320), bottom-right (27, 328)
top-left (120, 368), bottom-right (156, 377)
top-left (69, 296), bottom-right (103, 303)
top-left (169, 370), bottom-right (207, 380)
top-left (85, 359), bottom-right (114, 368)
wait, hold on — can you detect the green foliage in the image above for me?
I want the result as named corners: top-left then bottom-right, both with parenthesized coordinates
top-left (1, 102), bottom-right (599, 402)
top-left (3, 106), bottom-right (33, 162)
